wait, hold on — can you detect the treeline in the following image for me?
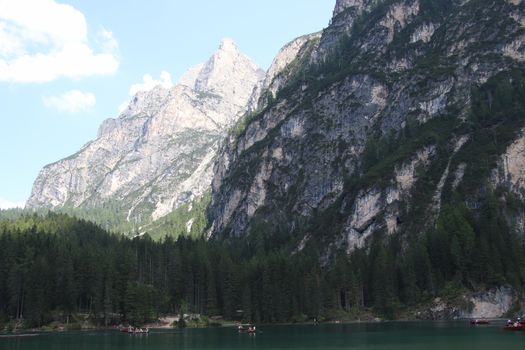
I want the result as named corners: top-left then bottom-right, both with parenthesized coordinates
top-left (1, 205), bottom-right (524, 328)
top-left (0, 193), bottom-right (210, 241)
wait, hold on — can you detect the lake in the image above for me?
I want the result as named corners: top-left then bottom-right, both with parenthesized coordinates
top-left (1, 321), bottom-right (524, 349)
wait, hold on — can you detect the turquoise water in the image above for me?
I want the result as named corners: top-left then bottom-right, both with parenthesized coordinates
top-left (1, 322), bottom-right (524, 349)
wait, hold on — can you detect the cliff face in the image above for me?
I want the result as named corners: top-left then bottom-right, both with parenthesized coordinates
top-left (27, 39), bottom-right (265, 229)
top-left (208, 0), bottom-right (525, 252)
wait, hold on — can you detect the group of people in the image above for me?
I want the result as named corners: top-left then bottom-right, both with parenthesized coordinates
top-left (119, 325), bottom-right (150, 334)
top-left (506, 317), bottom-right (522, 328)
top-left (237, 323), bottom-right (256, 333)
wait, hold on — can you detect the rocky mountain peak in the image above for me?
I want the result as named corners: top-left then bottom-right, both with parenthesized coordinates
top-left (119, 85), bottom-right (172, 121)
top-left (218, 37), bottom-right (239, 53)
top-left (27, 38), bottom-right (265, 228)
top-left (194, 38), bottom-right (265, 108)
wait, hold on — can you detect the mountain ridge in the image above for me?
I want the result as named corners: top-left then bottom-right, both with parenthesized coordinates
top-left (26, 38), bottom-right (265, 232)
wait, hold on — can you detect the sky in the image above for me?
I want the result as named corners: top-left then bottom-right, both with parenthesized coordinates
top-left (0, 0), bottom-right (335, 209)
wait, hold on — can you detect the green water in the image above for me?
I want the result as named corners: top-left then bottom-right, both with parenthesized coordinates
top-left (1, 322), bottom-right (524, 349)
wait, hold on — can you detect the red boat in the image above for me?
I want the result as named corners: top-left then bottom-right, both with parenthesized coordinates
top-left (503, 324), bottom-right (523, 331)
top-left (470, 319), bottom-right (489, 325)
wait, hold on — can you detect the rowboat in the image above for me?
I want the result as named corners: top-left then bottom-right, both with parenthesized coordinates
top-left (503, 324), bottom-right (523, 331)
top-left (119, 326), bottom-right (149, 334)
top-left (470, 319), bottom-right (489, 325)
top-left (238, 324), bottom-right (256, 333)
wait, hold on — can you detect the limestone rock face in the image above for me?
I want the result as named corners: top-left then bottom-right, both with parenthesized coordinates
top-left (313, 0), bottom-right (376, 62)
top-left (194, 38), bottom-right (265, 111)
top-left (333, 0), bottom-right (367, 18)
top-left (465, 287), bottom-right (516, 319)
top-left (208, 0), bottom-right (525, 251)
top-left (261, 33), bottom-right (322, 101)
top-left (418, 287), bottom-right (517, 320)
top-left (493, 129), bottom-right (525, 198)
top-left (27, 39), bottom-right (264, 227)
top-left (490, 130), bottom-right (525, 234)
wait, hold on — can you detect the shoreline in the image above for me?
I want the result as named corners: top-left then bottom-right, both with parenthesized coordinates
top-left (1, 317), bottom-right (510, 336)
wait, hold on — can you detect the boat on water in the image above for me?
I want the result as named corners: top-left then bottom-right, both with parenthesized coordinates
top-left (503, 324), bottom-right (523, 331)
top-left (119, 325), bottom-right (149, 334)
top-left (470, 319), bottom-right (489, 325)
top-left (503, 323), bottom-right (523, 331)
top-left (237, 324), bottom-right (256, 334)
top-left (504, 317), bottom-right (523, 331)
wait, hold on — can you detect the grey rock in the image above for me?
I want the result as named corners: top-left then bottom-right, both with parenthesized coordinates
top-left (208, 0), bottom-right (525, 250)
top-left (27, 39), bottom-right (264, 229)
top-left (462, 287), bottom-right (516, 319)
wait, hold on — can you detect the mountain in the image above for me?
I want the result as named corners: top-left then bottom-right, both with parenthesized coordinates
top-left (11, 0), bottom-right (525, 322)
top-left (26, 38), bottom-right (265, 233)
top-left (204, 0), bottom-right (525, 317)
top-left (208, 0), bottom-right (525, 252)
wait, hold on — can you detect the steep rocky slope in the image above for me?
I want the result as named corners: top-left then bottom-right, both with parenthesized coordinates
top-left (27, 39), bottom-right (265, 232)
top-left (208, 0), bottom-right (525, 254)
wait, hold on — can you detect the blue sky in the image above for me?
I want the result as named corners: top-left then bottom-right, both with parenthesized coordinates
top-left (0, 0), bottom-right (335, 208)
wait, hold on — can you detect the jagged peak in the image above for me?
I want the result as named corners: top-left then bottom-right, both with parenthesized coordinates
top-left (118, 84), bottom-right (172, 120)
top-left (218, 37), bottom-right (239, 53)
top-left (194, 38), bottom-right (264, 107)
top-left (178, 38), bottom-right (263, 94)
top-left (119, 38), bottom-right (263, 123)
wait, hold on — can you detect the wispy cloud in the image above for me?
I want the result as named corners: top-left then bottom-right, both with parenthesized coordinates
top-left (0, 197), bottom-right (24, 210)
top-left (129, 71), bottom-right (173, 95)
top-left (118, 71), bottom-right (173, 113)
top-left (43, 90), bottom-right (96, 113)
top-left (0, 0), bottom-right (119, 83)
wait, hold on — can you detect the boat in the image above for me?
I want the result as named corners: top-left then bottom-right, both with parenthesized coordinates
top-left (237, 324), bottom-right (256, 333)
top-left (132, 328), bottom-right (149, 334)
top-left (470, 319), bottom-right (489, 325)
top-left (119, 325), bottom-right (149, 334)
top-left (503, 324), bottom-right (523, 331)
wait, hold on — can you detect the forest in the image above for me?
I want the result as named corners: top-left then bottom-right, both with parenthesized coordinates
top-left (0, 203), bottom-right (524, 329)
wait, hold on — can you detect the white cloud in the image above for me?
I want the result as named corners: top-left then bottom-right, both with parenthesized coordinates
top-left (118, 100), bottom-right (129, 113)
top-left (0, 0), bottom-right (119, 83)
top-left (118, 71), bottom-right (173, 113)
top-left (98, 28), bottom-right (118, 53)
top-left (43, 90), bottom-right (96, 113)
top-left (129, 71), bottom-right (173, 96)
top-left (0, 197), bottom-right (24, 210)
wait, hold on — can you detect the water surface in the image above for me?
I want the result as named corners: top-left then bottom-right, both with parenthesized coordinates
top-left (1, 321), bottom-right (524, 349)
